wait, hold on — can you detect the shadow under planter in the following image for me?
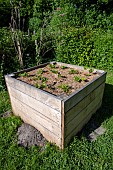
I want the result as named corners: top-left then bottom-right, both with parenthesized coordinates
top-left (5, 62), bottom-right (107, 149)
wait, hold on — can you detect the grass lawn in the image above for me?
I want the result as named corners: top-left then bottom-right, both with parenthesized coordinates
top-left (0, 70), bottom-right (113, 170)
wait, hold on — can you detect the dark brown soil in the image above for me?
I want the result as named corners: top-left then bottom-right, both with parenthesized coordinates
top-left (17, 63), bottom-right (99, 97)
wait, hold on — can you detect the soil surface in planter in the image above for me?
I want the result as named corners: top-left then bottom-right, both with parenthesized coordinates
top-left (17, 63), bottom-right (100, 98)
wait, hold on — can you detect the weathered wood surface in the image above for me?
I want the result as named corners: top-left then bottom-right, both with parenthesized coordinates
top-left (12, 62), bottom-right (50, 75)
top-left (64, 93), bottom-right (103, 138)
top-left (5, 75), bottom-right (61, 112)
top-left (7, 85), bottom-right (61, 127)
top-left (5, 61), bottom-right (106, 149)
top-left (64, 74), bottom-right (106, 112)
top-left (65, 83), bottom-right (105, 125)
top-left (61, 101), bottom-right (64, 149)
top-left (64, 100), bottom-right (102, 145)
top-left (11, 96), bottom-right (61, 147)
top-left (56, 62), bottom-right (105, 74)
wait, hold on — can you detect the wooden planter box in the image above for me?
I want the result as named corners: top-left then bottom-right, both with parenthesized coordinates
top-left (5, 62), bottom-right (106, 149)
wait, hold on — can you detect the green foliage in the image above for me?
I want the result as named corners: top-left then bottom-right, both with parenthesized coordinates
top-left (89, 68), bottom-right (94, 73)
top-left (74, 76), bottom-right (81, 82)
top-left (50, 69), bottom-right (58, 74)
top-left (37, 69), bottom-right (43, 75)
top-left (56, 27), bottom-right (94, 67)
top-left (49, 64), bottom-right (56, 69)
top-left (69, 69), bottom-right (79, 74)
top-left (58, 84), bottom-right (70, 93)
top-left (35, 82), bottom-right (46, 89)
top-left (1, 72), bottom-right (113, 169)
top-left (19, 72), bottom-right (29, 77)
top-left (0, 90), bottom-right (11, 114)
top-left (61, 66), bottom-right (68, 69)
top-left (41, 77), bottom-right (48, 82)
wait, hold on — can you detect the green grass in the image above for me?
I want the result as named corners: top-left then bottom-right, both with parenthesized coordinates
top-left (0, 71), bottom-right (113, 169)
top-left (0, 90), bottom-right (11, 114)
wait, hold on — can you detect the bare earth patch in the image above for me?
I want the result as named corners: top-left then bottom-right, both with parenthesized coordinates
top-left (17, 123), bottom-right (47, 149)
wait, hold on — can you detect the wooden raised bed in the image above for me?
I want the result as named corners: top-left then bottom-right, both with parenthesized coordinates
top-left (5, 62), bottom-right (106, 149)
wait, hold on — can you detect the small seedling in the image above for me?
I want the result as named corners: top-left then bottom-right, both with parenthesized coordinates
top-left (61, 66), bottom-right (68, 69)
top-left (19, 72), bottom-right (29, 77)
top-left (41, 77), bottom-right (48, 82)
top-left (35, 83), bottom-right (41, 88)
top-left (41, 82), bottom-right (47, 89)
top-left (37, 69), bottom-right (43, 75)
top-left (86, 74), bottom-right (91, 76)
top-left (81, 77), bottom-right (87, 81)
top-left (35, 82), bottom-right (46, 89)
top-left (69, 69), bottom-right (79, 74)
top-left (58, 84), bottom-right (70, 93)
top-left (74, 76), bottom-right (81, 82)
top-left (49, 64), bottom-right (56, 69)
top-left (33, 75), bottom-right (42, 80)
top-left (50, 69), bottom-right (58, 74)
top-left (89, 68), bottom-right (94, 73)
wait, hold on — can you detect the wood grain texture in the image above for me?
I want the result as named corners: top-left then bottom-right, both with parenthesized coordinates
top-left (61, 101), bottom-right (65, 149)
top-left (5, 75), bottom-right (61, 112)
top-left (7, 85), bottom-right (61, 126)
top-left (10, 96), bottom-right (61, 137)
top-left (65, 93), bottom-right (103, 138)
top-left (65, 83), bottom-right (105, 125)
top-left (64, 74), bottom-right (106, 112)
top-left (11, 96), bottom-right (61, 147)
top-left (64, 100), bottom-right (102, 145)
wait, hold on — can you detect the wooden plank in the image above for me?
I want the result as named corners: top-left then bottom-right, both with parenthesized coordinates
top-left (61, 101), bottom-right (65, 149)
top-left (10, 96), bottom-right (61, 137)
top-left (12, 62), bottom-right (50, 76)
top-left (65, 93), bottom-right (103, 138)
top-left (7, 85), bottom-right (61, 126)
top-left (5, 75), bottom-right (62, 112)
top-left (64, 101), bottom-right (102, 145)
top-left (56, 62), bottom-right (105, 74)
top-left (65, 83), bottom-right (105, 125)
top-left (64, 74), bottom-right (106, 112)
top-left (11, 96), bottom-right (61, 147)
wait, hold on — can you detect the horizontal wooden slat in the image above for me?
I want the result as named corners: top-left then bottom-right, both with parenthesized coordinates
top-left (65, 93), bottom-right (103, 138)
top-left (11, 96), bottom-right (61, 147)
top-left (7, 85), bottom-right (61, 126)
top-left (65, 83), bottom-right (105, 125)
top-left (12, 62), bottom-right (50, 75)
top-left (64, 100), bottom-right (102, 145)
top-left (5, 75), bottom-right (61, 112)
top-left (64, 74), bottom-right (106, 112)
top-left (57, 62), bottom-right (105, 74)
top-left (10, 96), bottom-right (61, 137)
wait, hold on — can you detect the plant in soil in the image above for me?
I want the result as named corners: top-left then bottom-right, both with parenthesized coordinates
top-left (19, 72), bottom-right (29, 77)
top-left (58, 84), bottom-right (70, 93)
top-left (50, 69), bottom-right (58, 74)
top-left (35, 82), bottom-right (47, 89)
top-left (74, 76), bottom-right (82, 82)
top-left (61, 66), bottom-right (68, 69)
top-left (69, 69), bottom-right (79, 74)
top-left (49, 64), bottom-right (56, 69)
top-left (81, 77), bottom-right (87, 81)
top-left (89, 68), bottom-right (94, 73)
top-left (17, 63), bottom-right (99, 97)
top-left (37, 69), bottom-right (43, 75)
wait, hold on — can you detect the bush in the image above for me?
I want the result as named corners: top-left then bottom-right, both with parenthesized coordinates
top-left (55, 27), bottom-right (94, 67)
top-left (55, 26), bottom-right (113, 70)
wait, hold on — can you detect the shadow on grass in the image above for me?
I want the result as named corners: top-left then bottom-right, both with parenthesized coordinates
top-left (69, 83), bottom-right (113, 143)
